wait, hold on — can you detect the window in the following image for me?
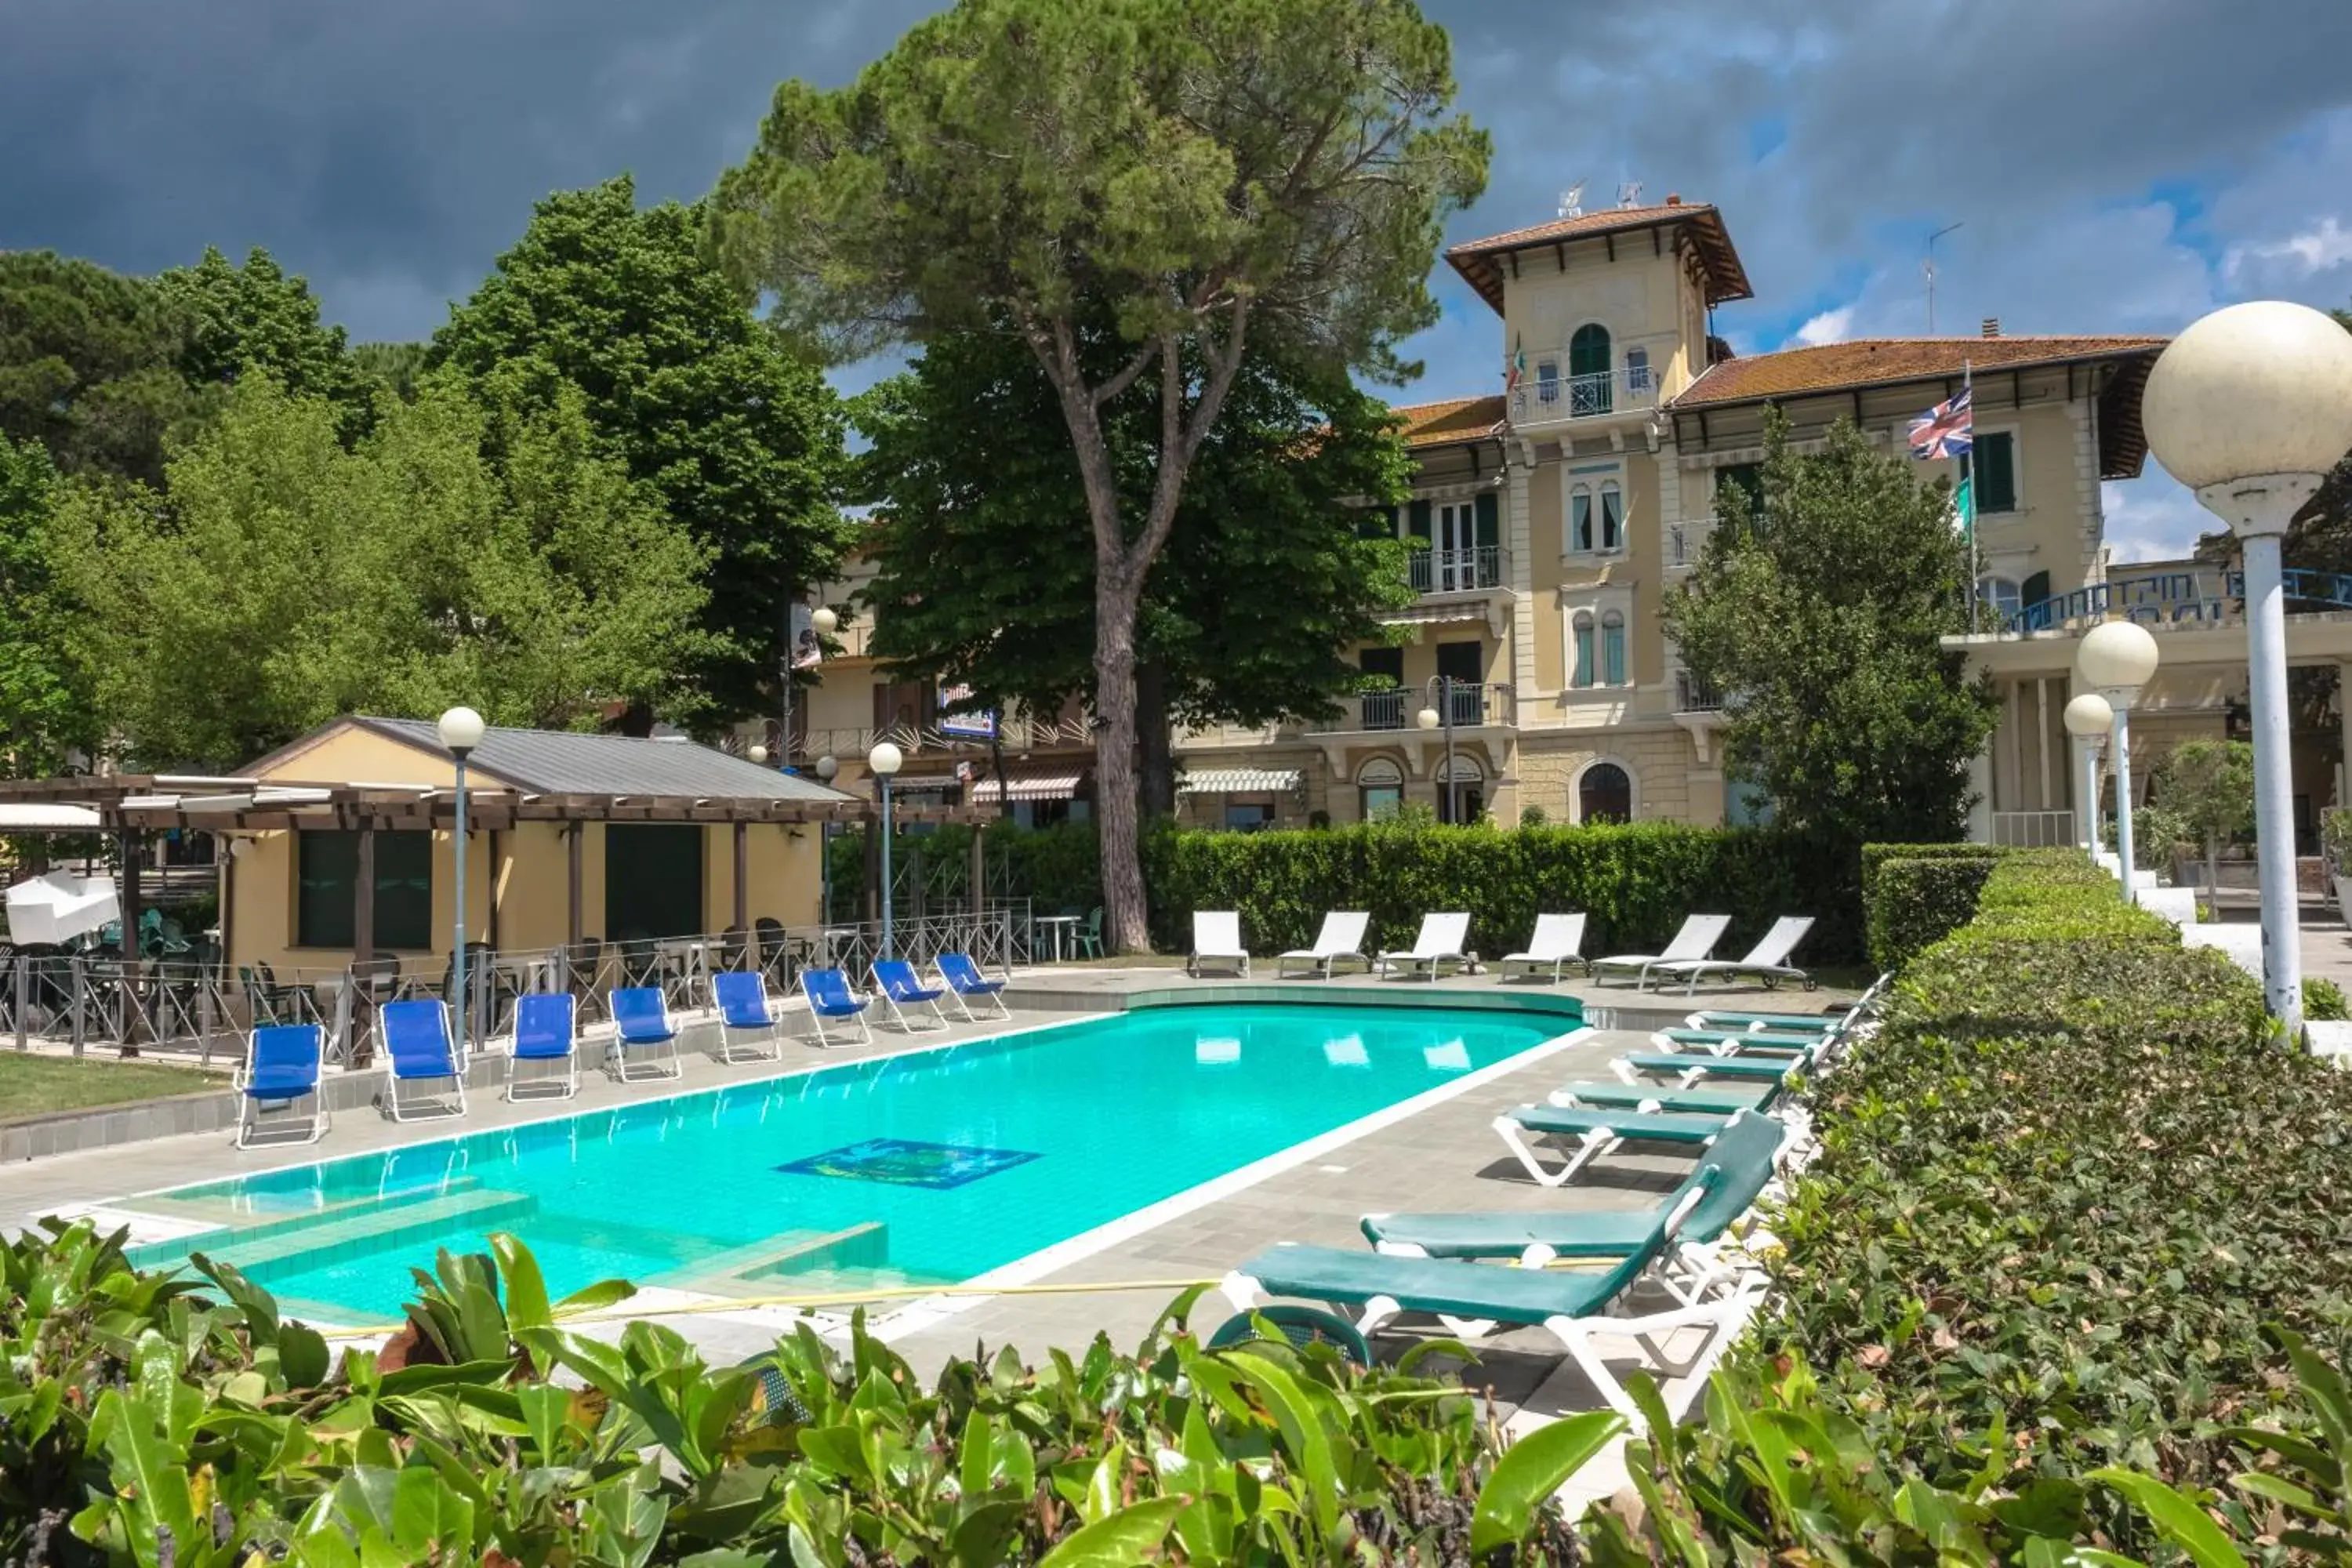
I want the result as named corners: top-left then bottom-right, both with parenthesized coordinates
top-left (1624, 347), bottom-right (1650, 394)
top-left (1977, 576), bottom-right (2022, 622)
top-left (1578, 763), bottom-right (1632, 824)
top-left (1569, 485), bottom-right (1592, 553)
top-left (604, 823), bottom-right (706, 944)
top-left (1715, 463), bottom-right (1763, 517)
top-left (1358, 759), bottom-right (1404, 821)
top-left (1536, 358), bottom-right (1560, 408)
top-left (1973, 431), bottom-right (2018, 514)
top-left (295, 830), bottom-right (433, 950)
top-left (1599, 481), bottom-right (1624, 552)
top-left (1569, 324), bottom-right (1612, 414)
top-left (1726, 773), bottom-right (1776, 828)
top-left (1436, 757), bottom-right (1483, 826)
top-left (1223, 800), bottom-right (1275, 832)
top-left (1602, 610), bottom-right (1628, 686)
top-left (1572, 611), bottom-right (1595, 689)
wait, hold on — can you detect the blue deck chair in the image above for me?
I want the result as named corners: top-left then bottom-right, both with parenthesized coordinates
top-left (935, 953), bottom-right (1009, 1021)
top-left (508, 992), bottom-right (579, 1102)
top-left (608, 986), bottom-right (683, 1083)
top-left (236, 1023), bottom-right (326, 1149)
top-left (871, 960), bottom-right (949, 1033)
top-left (798, 967), bottom-right (871, 1047)
top-left (713, 971), bottom-right (786, 1064)
top-left (380, 999), bottom-right (467, 1125)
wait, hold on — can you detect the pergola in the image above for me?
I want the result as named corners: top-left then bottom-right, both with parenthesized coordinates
top-left (0, 774), bottom-right (991, 977)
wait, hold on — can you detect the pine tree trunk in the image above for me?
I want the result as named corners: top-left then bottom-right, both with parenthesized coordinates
top-left (1093, 561), bottom-right (1150, 953)
top-left (1137, 662), bottom-right (1177, 818)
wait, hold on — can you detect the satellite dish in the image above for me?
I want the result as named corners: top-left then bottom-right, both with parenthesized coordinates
top-left (1617, 180), bottom-right (1643, 209)
top-left (1558, 182), bottom-right (1586, 219)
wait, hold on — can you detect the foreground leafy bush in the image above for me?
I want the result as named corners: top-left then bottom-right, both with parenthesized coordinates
top-left (1744, 847), bottom-right (2352, 1551)
top-left (1862, 849), bottom-right (1999, 970)
top-left (2, 1220), bottom-right (1597, 1566)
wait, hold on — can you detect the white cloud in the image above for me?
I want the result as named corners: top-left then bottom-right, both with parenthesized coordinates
top-left (2225, 215), bottom-right (2352, 284)
top-left (1791, 305), bottom-right (1855, 347)
top-left (2101, 477), bottom-right (2214, 564)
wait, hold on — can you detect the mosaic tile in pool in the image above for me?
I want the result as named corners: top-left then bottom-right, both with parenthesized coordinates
top-left (124, 1003), bottom-right (1566, 1320)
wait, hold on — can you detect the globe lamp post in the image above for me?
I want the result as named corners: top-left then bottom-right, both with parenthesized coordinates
top-left (2074, 622), bottom-right (2159, 906)
top-left (867, 742), bottom-right (903, 959)
top-left (2062, 691), bottom-right (2114, 855)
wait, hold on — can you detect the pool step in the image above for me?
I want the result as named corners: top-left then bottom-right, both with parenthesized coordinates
top-left (204, 1189), bottom-right (539, 1287)
top-left (660, 1221), bottom-right (892, 1298)
top-left (127, 1179), bottom-right (484, 1272)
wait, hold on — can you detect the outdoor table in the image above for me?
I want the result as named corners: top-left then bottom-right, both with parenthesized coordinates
top-left (1035, 914), bottom-right (1078, 963)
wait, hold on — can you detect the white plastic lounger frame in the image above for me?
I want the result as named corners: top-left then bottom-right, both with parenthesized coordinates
top-left (1588, 913), bottom-right (1732, 989)
top-left (712, 972), bottom-right (787, 1064)
top-left (1498, 913), bottom-right (1588, 982)
top-left (1217, 1187), bottom-right (1763, 1418)
top-left (1376, 913), bottom-right (1477, 980)
top-left (935, 954), bottom-right (1011, 1021)
top-left (800, 970), bottom-right (874, 1047)
top-left (1487, 1109), bottom-right (1706, 1189)
top-left (1648, 916), bottom-right (1817, 994)
top-left (1189, 911), bottom-right (1250, 978)
top-left (1276, 912), bottom-right (1372, 978)
top-left (872, 961), bottom-right (951, 1033)
top-left (380, 1000), bottom-right (468, 1126)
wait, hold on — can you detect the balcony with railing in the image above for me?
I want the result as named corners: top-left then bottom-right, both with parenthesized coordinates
top-left (1317, 682), bottom-right (1515, 734)
top-left (1668, 517), bottom-right (1715, 572)
top-left (800, 713), bottom-right (1098, 763)
top-left (1407, 545), bottom-right (1506, 595)
top-left (1674, 671), bottom-right (1723, 713)
top-left (1508, 364), bottom-right (1663, 426)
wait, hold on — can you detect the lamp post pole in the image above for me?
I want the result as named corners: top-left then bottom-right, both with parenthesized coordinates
top-left (2063, 692), bottom-right (2113, 855)
top-left (2075, 623), bottom-right (2158, 908)
top-left (2140, 300), bottom-right (2352, 1039)
top-left (868, 742), bottom-right (902, 959)
top-left (437, 707), bottom-right (485, 1061)
top-left (1443, 677), bottom-right (1457, 823)
top-left (815, 755), bottom-right (839, 924)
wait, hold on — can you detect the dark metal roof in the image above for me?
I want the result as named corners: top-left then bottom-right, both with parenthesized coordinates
top-left (349, 717), bottom-right (857, 804)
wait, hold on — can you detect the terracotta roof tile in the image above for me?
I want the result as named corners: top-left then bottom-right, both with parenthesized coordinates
top-left (1446, 201), bottom-right (1754, 312)
top-left (1392, 394), bottom-right (1507, 448)
top-left (1671, 336), bottom-right (2166, 408)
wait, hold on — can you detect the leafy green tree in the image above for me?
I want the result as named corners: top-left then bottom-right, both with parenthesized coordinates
top-left (154, 246), bottom-right (367, 422)
top-left (431, 177), bottom-right (852, 729)
top-left (0, 434), bottom-right (97, 773)
top-left (713, 0), bottom-right (1488, 949)
top-left (0, 252), bottom-right (205, 484)
top-left (2158, 736), bottom-right (2255, 896)
top-left (1664, 414), bottom-right (1998, 851)
top-left (855, 314), bottom-right (1414, 809)
top-left (2276, 304), bottom-right (2352, 579)
top-left (56, 376), bottom-right (710, 770)
top-left (350, 341), bottom-right (430, 402)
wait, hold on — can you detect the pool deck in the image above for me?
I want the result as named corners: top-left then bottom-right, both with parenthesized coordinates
top-left (0, 963), bottom-right (1844, 1487)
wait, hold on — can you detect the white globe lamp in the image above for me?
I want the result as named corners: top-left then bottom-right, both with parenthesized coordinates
top-left (2062, 692), bottom-right (2114, 855)
top-left (811, 606), bottom-right (839, 637)
top-left (2141, 301), bottom-right (2352, 1039)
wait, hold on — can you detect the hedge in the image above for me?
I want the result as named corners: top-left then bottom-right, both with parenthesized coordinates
top-left (1739, 845), bottom-right (2352, 1552)
top-left (834, 818), bottom-right (1873, 964)
top-left (1862, 852), bottom-right (1999, 971)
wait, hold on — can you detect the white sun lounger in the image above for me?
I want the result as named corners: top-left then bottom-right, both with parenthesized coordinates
top-left (1498, 913), bottom-right (1588, 982)
top-left (1589, 913), bottom-right (1732, 989)
top-left (1189, 911), bottom-right (1250, 978)
top-left (1277, 912), bottom-right (1371, 978)
top-left (1376, 912), bottom-right (1476, 979)
top-left (1647, 916), bottom-right (1816, 994)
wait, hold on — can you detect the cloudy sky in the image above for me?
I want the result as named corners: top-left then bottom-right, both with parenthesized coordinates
top-left (7, 0), bottom-right (2350, 557)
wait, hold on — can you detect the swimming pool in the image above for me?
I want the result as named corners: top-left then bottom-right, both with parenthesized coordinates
top-left (122, 1001), bottom-right (1574, 1321)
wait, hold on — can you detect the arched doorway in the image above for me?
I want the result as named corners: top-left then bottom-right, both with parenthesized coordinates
top-left (1577, 761), bottom-right (1632, 824)
top-left (1569, 323), bottom-right (1613, 414)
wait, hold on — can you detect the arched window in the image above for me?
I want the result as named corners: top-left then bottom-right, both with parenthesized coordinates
top-left (1599, 481), bottom-right (1624, 552)
top-left (1436, 754), bottom-right (1484, 826)
top-left (1569, 485), bottom-right (1594, 553)
top-left (1601, 610), bottom-right (1628, 686)
top-left (1571, 611), bottom-right (1596, 689)
top-left (1569, 324), bottom-right (1613, 414)
top-left (1579, 762), bottom-right (1632, 824)
top-left (1357, 758), bottom-right (1404, 822)
top-left (1624, 347), bottom-right (1651, 394)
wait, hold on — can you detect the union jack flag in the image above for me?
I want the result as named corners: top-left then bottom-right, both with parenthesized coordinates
top-left (1909, 387), bottom-right (1973, 460)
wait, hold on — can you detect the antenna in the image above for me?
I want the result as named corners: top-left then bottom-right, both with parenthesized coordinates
top-left (1558, 182), bottom-right (1587, 220)
top-left (1925, 221), bottom-right (1963, 333)
top-left (1617, 180), bottom-right (1643, 209)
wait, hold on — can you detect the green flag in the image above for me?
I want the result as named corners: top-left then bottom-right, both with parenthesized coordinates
top-left (1952, 474), bottom-right (1974, 538)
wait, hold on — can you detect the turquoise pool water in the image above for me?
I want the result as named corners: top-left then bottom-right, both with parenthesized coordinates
top-left (126, 1003), bottom-right (1566, 1320)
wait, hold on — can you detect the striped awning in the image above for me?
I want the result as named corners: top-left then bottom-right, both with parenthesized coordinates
top-left (1178, 768), bottom-right (1303, 795)
top-left (968, 771), bottom-right (1082, 804)
top-left (1377, 604), bottom-right (1490, 627)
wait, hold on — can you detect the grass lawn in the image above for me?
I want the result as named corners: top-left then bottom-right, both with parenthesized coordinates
top-left (0, 1053), bottom-right (214, 1122)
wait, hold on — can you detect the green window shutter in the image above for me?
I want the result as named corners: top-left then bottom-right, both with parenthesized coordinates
top-left (1474, 492), bottom-right (1499, 550)
top-left (1975, 433), bottom-right (2017, 514)
top-left (2020, 570), bottom-right (2050, 610)
top-left (1407, 499), bottom-right (1432, 543)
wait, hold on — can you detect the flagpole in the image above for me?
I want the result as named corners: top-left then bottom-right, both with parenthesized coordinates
top-left (1964, 361), bottom-right (1977, 634)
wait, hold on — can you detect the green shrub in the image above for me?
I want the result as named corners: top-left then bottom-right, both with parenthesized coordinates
top-left (1860, 849), bottom-right (1999, 970)
top-left (2102, 803), bottom-right (2190, 872)
top-left (2308, 975), bottom-right (2350, 1021)
top-left (1743, 847), bottom-right (2352, 1551)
